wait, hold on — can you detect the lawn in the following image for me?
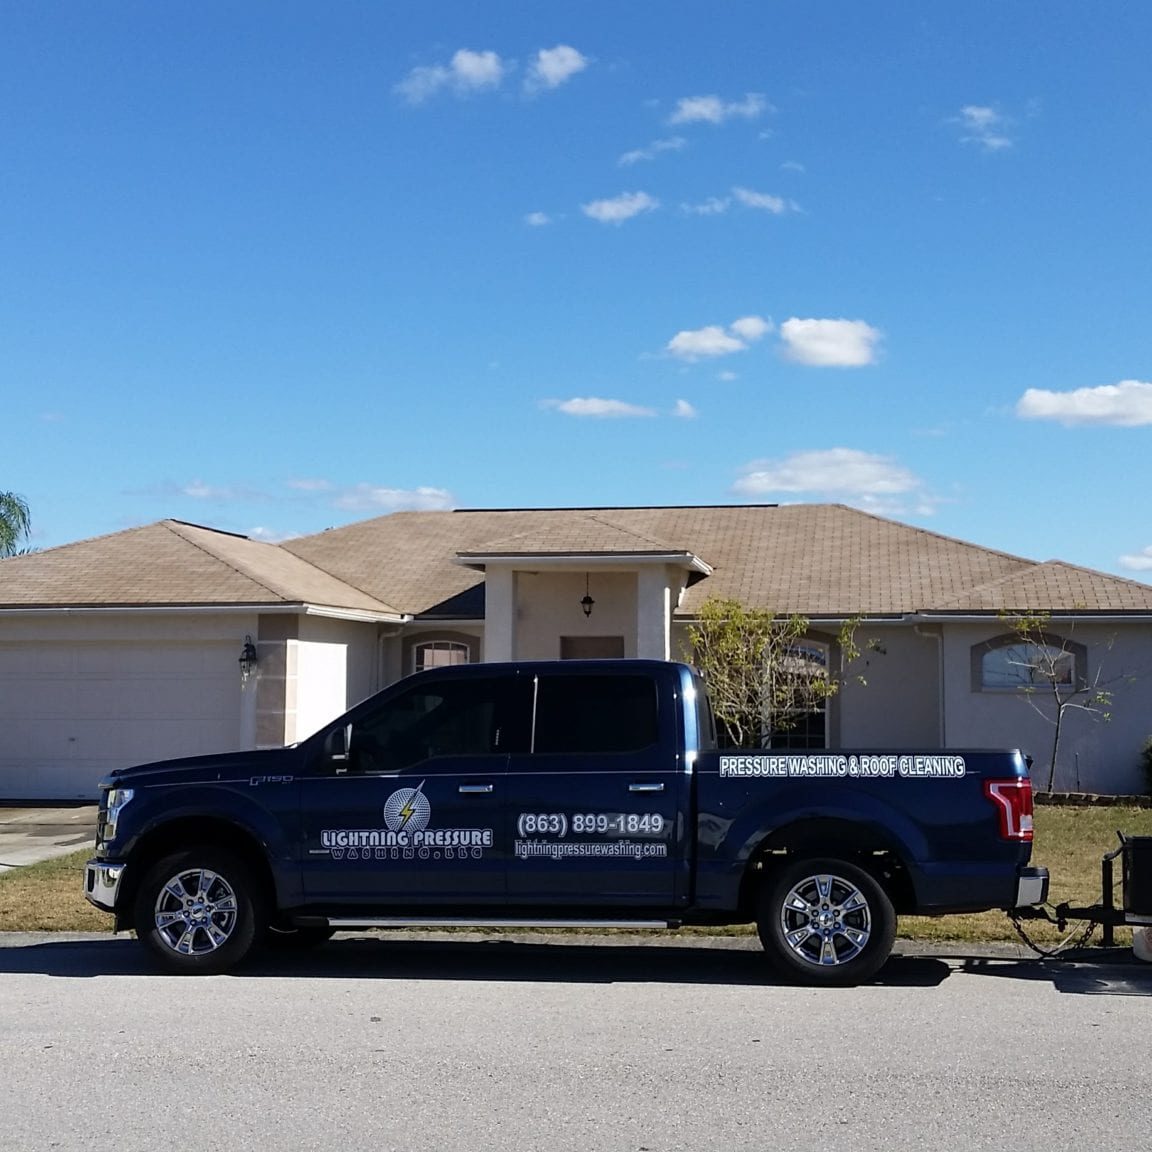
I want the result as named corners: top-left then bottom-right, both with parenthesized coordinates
top-left (2, 806), bottom-right (1151, 945)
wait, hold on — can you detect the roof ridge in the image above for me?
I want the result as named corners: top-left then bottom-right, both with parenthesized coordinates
top-left (1033, 557), bottom-right (1152, 593)
top-left (930, 559), bottom-right (1041, 608)
top-left (831, 504), bottom-right (1039, 566)
top-left (163, 521), bottom-right (289, 602)
top-left (582, 511), bottom-right (688, 551)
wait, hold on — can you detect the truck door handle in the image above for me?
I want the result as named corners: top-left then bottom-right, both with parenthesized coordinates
top-left (458, 783), bottom-right (494, 794)
top-left (628, 782), bottom-right (665, 793)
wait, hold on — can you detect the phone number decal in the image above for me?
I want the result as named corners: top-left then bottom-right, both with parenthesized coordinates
top-left (516, 812), bottom-right (665, 838)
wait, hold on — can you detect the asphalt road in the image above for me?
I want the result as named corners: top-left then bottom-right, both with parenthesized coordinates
top-left (1, 932), bottom-right (1149, 1152)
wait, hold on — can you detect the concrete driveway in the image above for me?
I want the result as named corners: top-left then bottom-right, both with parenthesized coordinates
top-left (0, 806), bottom-right (98, 874)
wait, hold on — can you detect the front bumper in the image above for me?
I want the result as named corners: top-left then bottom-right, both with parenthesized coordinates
top-left (84, 859), bottom-right (125, 912)
top-left (1015, 865), bottom-right (1049, 908)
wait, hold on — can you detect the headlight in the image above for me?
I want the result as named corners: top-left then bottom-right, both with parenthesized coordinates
top-left (103, 787), bottom-right (134, 842)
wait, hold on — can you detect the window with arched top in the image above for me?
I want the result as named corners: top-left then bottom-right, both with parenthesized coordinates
top-left (974, 633), bottom-right (1083, 692)
top-left (767, 639), bottom-right (830, 750)
top-left (413, 640), bottom-right (471, 674)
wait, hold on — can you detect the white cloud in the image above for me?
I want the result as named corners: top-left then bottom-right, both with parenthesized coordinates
top-left (395, 49), bottom-right (505, 104)
top-left (957, 104), bottom-right (1013, 151)
top-left (733, 449), bottom-right (932, 515)
top-left (672, 399), bottom-right (698, 419)
top-left (181, 481), bottom-right (236, 500)
top-left (729, 315), bottom-right (773, 342)
top-left (681, 196), bottom-right (731, 216)
top-left (524, 211), bottom-right (551, 227)
top-left (718, 370), bottom-right (738, 382)
top-left (732, 186), bottom-right (793, 214)
top-left (666, 326), bottom-right (744, 360)
top-left (286, 478), bottom-right (333, 493)
top-left (332, 485), bottom-right (454, 511)
top-left (581, 191), bottom-right (659, 224)
top-left (1119, 546), bottom-right (1152, 572)
top-left (1016, 380), bottom-right (1152, 426)
top-left (779, 318), bottom-right (882, 367)
top-left (526, 45), bottom-right (589, 91)
top-left (669, 93), bottom-right (769, 125)
top-left (619, 136), bottom-right (687, 166)
top-left (781, 160), bottom-right (806, 173)
top-left (249, 525), bottom-right (301, 544)
top-left (667, 315), bottom-right (773, 361)
top-left (546, 397), bottom-right (656, 418)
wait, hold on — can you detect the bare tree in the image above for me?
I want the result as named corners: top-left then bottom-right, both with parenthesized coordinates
top-left (993, 611), bottom-right (1125, 792)
top-left (684, 597), bottom-right (862, 749)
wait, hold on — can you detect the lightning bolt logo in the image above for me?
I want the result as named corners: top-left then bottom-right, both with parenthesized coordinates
top-left (397, 781), bottom-right (425, 829)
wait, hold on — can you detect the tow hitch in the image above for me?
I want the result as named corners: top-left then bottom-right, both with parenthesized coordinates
top-left (1012, 832), bottom-right (1152, 953)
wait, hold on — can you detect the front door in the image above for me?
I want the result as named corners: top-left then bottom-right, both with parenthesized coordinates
top-left (300, 672), bottom-right (524, 905)
top-left (505, 669), bottom-right (681, 907)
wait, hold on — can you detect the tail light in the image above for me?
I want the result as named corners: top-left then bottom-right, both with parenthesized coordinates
top-left (984, 778), bottom-right (1034, 842)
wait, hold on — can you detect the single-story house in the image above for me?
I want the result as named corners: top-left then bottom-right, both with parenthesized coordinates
top-left (2, 503), bottom-right (1150, 800)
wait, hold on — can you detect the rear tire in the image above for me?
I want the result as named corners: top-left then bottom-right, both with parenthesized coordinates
top-left (757, 856), bottom-right (896, 986)
top-left (134, 847), bottom-right (260, 975)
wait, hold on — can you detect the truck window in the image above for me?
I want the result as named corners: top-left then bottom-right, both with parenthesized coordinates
top-left (532, 674), bottom-right (659, 755)
top-left (350, 676), bottom-right (519, 772)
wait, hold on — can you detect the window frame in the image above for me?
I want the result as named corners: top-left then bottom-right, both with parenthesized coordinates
top-left (410, 637), bottom-right (472, 675)
top-left (972, 632), bottom-right (1086, 694)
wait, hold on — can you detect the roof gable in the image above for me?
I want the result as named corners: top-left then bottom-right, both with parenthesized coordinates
top-left (0, 520), bottom-right (400, 613)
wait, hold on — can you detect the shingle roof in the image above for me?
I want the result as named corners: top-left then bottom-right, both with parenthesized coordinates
top-left (281, 504), bottom-right (1152, 617)
top-left (0, 520), bottom-right (400, 613)
top-left (6, 505), bottom-right (1150, 618)
top-left (932, 560), bottom-right (1152, 613)
top-left (457, 512), bottom-right (701, 560)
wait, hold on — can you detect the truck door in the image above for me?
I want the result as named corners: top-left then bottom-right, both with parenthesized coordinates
top-left (505, 669), bottom-right (682, 906)
top-left (299, 671), bottom-right (524, 905)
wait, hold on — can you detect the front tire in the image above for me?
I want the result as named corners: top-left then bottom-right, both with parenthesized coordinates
top-left (757, 856), bottom-right (896, 986)
top-left (134, 847), bottom-right (260, 975)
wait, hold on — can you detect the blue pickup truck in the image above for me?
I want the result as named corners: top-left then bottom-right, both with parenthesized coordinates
top-left (85, 659), bottom-right (1047, 984)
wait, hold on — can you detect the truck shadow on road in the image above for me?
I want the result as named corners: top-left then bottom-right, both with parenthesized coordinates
top-left (3, 935), bottom-right (1149, 993)
top-left (0, 935), bottom-right (960, 987)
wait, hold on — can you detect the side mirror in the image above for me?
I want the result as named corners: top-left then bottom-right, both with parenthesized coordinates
top-left (325, 723), bottom-right (353, 769)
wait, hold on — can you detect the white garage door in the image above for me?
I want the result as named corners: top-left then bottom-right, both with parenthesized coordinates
top-left (0, 641), bottom-right (242, 800)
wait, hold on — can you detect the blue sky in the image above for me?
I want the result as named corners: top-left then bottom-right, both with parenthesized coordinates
top-left (3, 2), bottom-right (1151, 579)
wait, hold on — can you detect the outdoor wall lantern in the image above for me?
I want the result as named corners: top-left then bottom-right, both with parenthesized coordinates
top-left (239, 635), bottom-right (259, 682)
top-left (580, 573), bottom-right (595, 618)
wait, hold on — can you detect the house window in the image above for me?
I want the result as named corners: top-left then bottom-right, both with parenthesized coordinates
top-left (767, 640), bottom-right (829, 750)
top-left (980, 640), bottom-right (1075, 691)
top-left (413, 640), bottom-right (471, 674)
top-left (560, 636), bottom-right (625, 660)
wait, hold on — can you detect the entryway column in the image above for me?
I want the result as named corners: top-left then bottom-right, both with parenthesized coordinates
top-left (636, 566), bottom-right (673, 660)
top-left (484, 566), bottom-right (517, 662)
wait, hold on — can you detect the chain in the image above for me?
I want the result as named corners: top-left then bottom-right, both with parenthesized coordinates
top-left (1008, 911), bottom-right (1098, 958)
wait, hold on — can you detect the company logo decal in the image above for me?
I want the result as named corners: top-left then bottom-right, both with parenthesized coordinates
top-left (319, 781), bottom-right (493, 862)
top-left (718, 754), bottom-right (968, 779)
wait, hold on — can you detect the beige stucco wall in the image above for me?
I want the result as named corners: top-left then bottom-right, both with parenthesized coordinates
top-left (255, 614), bottom-right (381, 747)
top-left (513, 570), bottom-right (639, 660)
top-left (940, 620), bottom-right (1152, 794)
top-left (836, 624), bottom-right (943, 748)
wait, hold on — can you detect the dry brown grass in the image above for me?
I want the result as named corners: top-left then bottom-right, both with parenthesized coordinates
top-left (898, 805), bottom-right (1152, 945)
top-left (2, 807), bottom-right (1151, 942)
top-left (0, 850), bottom-right (112, 933)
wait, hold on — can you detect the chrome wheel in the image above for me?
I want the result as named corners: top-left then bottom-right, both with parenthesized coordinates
top-left (152, 867), bottom-right (240, 957)
top-left (778, 871), bottom-right (872, 968)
